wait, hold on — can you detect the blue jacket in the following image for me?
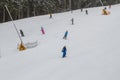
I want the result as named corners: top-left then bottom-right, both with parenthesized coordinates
top-left (64, 31), bottom-right (68, 37)
top-left (62, 46), bottom-right (67, 52)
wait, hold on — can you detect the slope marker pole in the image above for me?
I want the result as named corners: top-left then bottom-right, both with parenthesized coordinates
top-left (5, 5), bottom-right (26, 51)
top-left (5, 5), bottom-right (23, 43)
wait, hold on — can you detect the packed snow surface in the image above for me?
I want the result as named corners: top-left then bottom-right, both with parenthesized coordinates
top-left (0, 4), bottom-right (120, 80)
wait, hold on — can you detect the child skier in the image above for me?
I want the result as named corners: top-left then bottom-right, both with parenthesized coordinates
top-left (81, 8), bottom-right (83, 12)
top-left (62, 46), bottom-right (67, 58)
top-left (19, 29), bottom-right (24, 37)
top-left (41, 26), bottom-right (45, 34)
top-left (63, 30), bottom-right (68, 40)
top-left (50, 13), bottom-right (52, 18)
top-left (85, 10), bottom-right (88, 15)
top-left (109, 5), bottom-right (111, 9)
top-left (71, 18), bottom-right (74, 25)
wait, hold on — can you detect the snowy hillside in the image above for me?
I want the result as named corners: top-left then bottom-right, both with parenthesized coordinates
top-left (0, 4), bottom-right (120, 80)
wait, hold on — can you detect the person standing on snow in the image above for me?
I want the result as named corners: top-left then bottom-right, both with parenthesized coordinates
top-left (85, 10), bottom-right (88, 15)
top-left (109, 5), bottom-right (111, 9)
top-left (19, 29), bottom-right (24, 37)
top-left (62, 46), bottom-right (67, 58)
top-left (50, 13), bottom-right (52, 18)
top-left (81, 8), bottom-right (83, 12)
top-left (71, 18), bottom-right (74, 25)
top-left (63, 30), bottom-right (68, 40)
top-left (41, 26), bottom-right (45, 34)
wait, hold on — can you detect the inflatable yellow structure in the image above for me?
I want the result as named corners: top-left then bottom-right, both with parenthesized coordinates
top-left (18, 42), bottom-right (26, 51)
top-left (102, 9), bottom-right (110, 15)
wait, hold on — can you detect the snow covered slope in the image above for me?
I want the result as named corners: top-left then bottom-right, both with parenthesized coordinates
top-left (0, 4), bottom-right (120, 80)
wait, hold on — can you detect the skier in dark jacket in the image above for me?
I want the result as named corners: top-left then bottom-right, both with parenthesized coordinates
top-left (81, 8), bottom-right (83, 12)
top-left (85, 10), bottom-right (88, 15)
top-left (19, 29), bottom-right (24, 37)
top-left (63, 30), bottom-right (68, 40)
top-left (71, 18), bottom-right (74, 25)
top-left (50, 13), bottom-right (52, 18)
top-left (62, 46), bottom-right (67, 58)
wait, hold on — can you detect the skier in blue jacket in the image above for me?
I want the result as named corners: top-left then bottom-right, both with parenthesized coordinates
top-left (63, 30), bottom-right (68, 40)
top-left (62, 46), bottom-right (67, 58)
